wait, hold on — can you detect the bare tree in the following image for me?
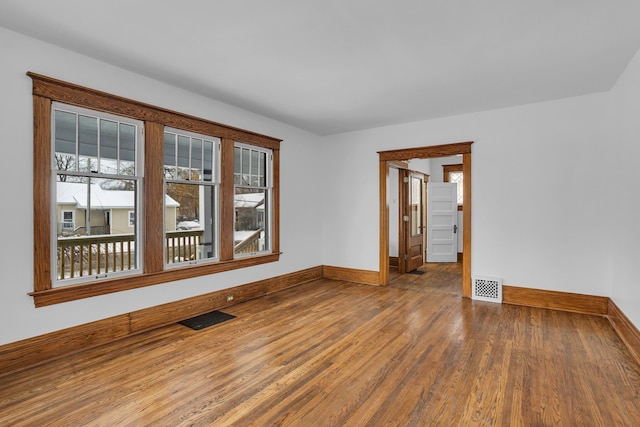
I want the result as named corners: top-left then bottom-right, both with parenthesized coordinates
top-left (54, 154), bottom-right (75, 181)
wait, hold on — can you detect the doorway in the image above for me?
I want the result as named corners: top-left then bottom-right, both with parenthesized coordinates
top-left (378, 141), bottom-right (473, 297)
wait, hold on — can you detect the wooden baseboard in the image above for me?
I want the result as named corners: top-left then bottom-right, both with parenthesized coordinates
top-left (0, 266), bottom-right (323, 378)
top-left (389, 256), bottom-right (399, 267)
top-left (322, 265), bottom-right (381, 286)
top-left (608, 300), bottom-right (640, 367)
top-left (0, 315), bottom-right (130, 378)
top-left (502, 285), bottom-right (609, 316)
top-left (130, 266), bottom-right (323, 333)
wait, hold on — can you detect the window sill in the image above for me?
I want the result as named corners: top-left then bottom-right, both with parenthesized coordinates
top-left (30, 252), bottom-right (281, 307)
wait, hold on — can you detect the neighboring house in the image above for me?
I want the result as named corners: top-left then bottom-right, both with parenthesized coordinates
top-left (56, 181), bottom-right (179, 235)
top-left (234, 192), bottom-right (265, 232)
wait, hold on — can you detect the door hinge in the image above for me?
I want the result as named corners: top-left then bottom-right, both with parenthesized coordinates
top-left (403, 215), bottom-right (409, 222)
top-left (403, 253), bottom-right (408, 261)
top-left (403, 176), bottom-right (409, 183)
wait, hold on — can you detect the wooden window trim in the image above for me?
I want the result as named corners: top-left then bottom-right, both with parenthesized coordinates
top-left (29, 72), bottom-right (281, 307)
top-left (443, 163), bottom-right (464, 211)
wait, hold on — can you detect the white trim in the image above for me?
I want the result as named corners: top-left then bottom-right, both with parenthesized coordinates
top-left (233, 142), bottom-right (273, 257)
top-left (51, 102), bottom-right (144, 287)
top-left (163, 129), bottom-right (221, 268)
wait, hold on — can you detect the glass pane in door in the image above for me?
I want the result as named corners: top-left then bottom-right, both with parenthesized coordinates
top-left (410, 175), bottom-right (422, 236)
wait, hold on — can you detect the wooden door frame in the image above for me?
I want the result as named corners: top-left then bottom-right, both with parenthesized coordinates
top-left (378, 141), bottom-right (473, 297)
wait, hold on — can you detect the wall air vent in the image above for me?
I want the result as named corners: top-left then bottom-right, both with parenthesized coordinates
top-left (472, 275), bottom-right (502, 303)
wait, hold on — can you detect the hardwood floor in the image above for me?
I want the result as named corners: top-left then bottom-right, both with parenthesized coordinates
top-left (1, 263), bottom-right (640, 426)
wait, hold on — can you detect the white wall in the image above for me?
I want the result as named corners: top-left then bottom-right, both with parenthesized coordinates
top-left (0, 27), bottom-right (324, 346)
top-left (609, 47), bottom-right (640, 328)
top-left (407, 158), bottom-right (431, 175)
top-left (321, 91), bottom-right (611, 298)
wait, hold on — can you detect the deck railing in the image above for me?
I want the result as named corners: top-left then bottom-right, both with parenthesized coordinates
top-left (57, 234), bottom-right (136, 280)
top-left (165, 230), bottom-right (205, 264)
top-left (57, 228), bottom-right (263, 280)
top-left (234, 228), bottom-right (264, 254)
top-left (57, 230), bottom-right (207, 280)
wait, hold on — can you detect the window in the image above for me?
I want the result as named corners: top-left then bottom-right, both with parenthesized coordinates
top-left (30, 72), bottom-right (280, 306)
top-left (61, 211), bottom-right (74, 231)
top-left (234, 143), bottom-right (272, 256)
top-left (443, 164), bottom-right (463, 210)
top-left (164, 128), bottom-right (220, 266)
top-left (52, 103), bottom-right (143, 286)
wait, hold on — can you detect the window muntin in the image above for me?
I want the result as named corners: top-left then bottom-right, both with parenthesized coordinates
top-left (52, 103), bottom-right (143, 286)
top-left (234, 143), bottom-right (271, 257)
top-left (164, 128), bottom-right (220, 266)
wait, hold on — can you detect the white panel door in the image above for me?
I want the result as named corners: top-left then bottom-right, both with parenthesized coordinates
top-left (426, 182), bottom-right (458, 262)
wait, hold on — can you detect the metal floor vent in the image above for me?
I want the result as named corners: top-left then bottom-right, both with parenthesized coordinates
top-left (472, 275), bottom-right (502, 303)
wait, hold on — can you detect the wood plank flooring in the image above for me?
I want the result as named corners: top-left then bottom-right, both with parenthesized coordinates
top-left (1, 263), bottom-right (640, 426)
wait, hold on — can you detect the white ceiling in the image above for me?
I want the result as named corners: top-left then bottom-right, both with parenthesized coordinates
top-left (1, 1), bottom-right (640, 135)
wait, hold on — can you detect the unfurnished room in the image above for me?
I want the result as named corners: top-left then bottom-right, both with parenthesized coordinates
top-left (1, 1), bottom-right (640, 425)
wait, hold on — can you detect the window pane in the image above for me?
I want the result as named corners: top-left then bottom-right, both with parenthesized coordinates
top-left (55, 174), bottom-right (139, 281)
top-left (191, 138), bottom-right (202, 180)
top-left (54, 110), bottom-right (76, 157)
top-left (165, 182), bottom-right (216, 264)
top-left (250, 150), bottom-right (259, 186)
top-left (259, 152), bottom-right (267, 187)
top-left (241, 148), bottom-right (250, 184)
top-left (99, 120), bottom-right (118, 174)
top-left (177, 135), bottom-right (190, 168)
top-left (177, 135), bottom-right (190, 179)
top-left (203, 140), bottom-right (213, 181)
top-left (164, 132), bottom-right (177, 179)
top-left (78, 116), bottom-right (98, 156)
top-left (410, 176), bottom-right (422, 236)
top-left (234, 187), bottom-right (268, 255)
top-left (119, 124), bottom-right (136, 175)
top-left (78, 115), bottom-right (98, 173)
top-left (234, 146), bottom-right (242, 185)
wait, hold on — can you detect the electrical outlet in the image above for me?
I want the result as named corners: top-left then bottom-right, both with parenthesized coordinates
top-left (226, 295), bottom-right (234, 302)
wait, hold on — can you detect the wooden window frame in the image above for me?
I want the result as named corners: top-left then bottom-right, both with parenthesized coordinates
top-left (30, 72), bottom-right (281, 307)
top-left (443, 163), bottom-right (464, 211)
